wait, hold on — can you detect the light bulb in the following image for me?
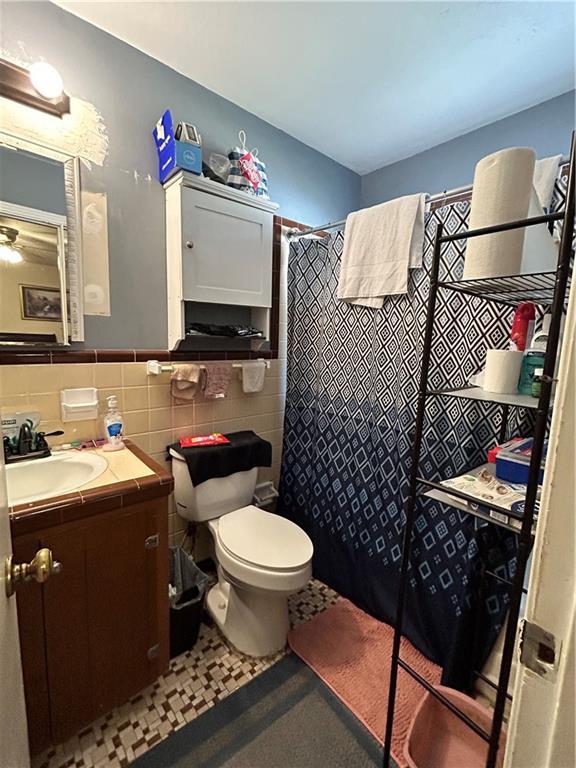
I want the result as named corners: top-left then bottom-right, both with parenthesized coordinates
top-left (29, 62), bottom-right (64, 100)
top-left (0, 244), bottom-right (23, 264)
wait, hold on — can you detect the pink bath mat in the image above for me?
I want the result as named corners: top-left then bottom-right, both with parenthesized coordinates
top-left (289, 597), bottom-right (441, 767)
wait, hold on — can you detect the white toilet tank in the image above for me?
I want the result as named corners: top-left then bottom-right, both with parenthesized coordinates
top-left (170, 449), bottom-right (258, 522)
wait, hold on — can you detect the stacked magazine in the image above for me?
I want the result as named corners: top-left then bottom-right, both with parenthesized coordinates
top-left (440, 464), bottom-right (539, 529)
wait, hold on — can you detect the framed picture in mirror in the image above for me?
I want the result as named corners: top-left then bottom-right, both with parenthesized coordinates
top-left (20, 285), bottom-right (63, 321)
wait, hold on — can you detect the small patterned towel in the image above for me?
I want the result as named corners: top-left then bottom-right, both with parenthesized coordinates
top-left (203, 363), bottom-right (233, 399)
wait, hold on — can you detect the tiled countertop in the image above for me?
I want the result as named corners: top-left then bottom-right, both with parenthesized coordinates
top-left (10, 441), bottom-right (173, 537)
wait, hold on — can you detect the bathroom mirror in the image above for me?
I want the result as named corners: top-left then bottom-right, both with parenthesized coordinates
top-left (0, 142), bottom-right (84, 345)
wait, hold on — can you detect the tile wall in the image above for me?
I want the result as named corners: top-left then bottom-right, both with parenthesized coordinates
top-left (0, 358), bottom-right (286, 546)
top-left (1, 225), bottom-right (291, 550)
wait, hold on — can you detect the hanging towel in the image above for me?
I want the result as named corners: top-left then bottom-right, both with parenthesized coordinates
top-left (534, 155), bottom-right (562, 212)
top-left (241, 360), bottom-right (266, 393)
top-left (203, 363), bottom-right (233, 399)
top-left (337, 194), bottom-right (426, 307)
top-left (170, 364), bottom-right (202, 403)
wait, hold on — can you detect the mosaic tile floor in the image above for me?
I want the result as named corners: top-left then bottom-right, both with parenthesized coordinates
top-left (34, 578), bottom-right (338, 768)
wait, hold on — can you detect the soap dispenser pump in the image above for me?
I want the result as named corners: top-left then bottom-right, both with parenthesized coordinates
top-left (103, 395), bottom-right (125, 452)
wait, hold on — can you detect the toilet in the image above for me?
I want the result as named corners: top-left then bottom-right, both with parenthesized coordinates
top-left (170, 450), bottom-right (313, 657)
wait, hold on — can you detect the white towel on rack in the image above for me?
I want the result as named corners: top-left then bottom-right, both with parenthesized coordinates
top-left (241, 360), bottom-right (266, 393)
top-left (337, 193), bottom-right (426, 307)
top-left (534, 155), bottom-right (562, 212)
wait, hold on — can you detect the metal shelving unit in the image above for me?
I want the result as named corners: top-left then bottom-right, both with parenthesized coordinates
top-left (429, 386), bottom-right (545, 409)
top-left (383, 133), bottom-right (575, 768)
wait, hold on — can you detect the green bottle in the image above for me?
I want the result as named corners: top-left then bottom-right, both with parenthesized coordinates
top-left (518, 316), bottom-right (549, 396)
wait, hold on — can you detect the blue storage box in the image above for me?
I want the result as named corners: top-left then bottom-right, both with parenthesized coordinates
top-left (153, 110), bottom-right (202, 184)
top-left (495, 437), bottom-right (546, 485)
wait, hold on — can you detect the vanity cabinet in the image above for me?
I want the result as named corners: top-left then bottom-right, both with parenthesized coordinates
top-left (165, 172), bottom-right (278, 349)
top-left (14, 497), bottom-right (169, 755)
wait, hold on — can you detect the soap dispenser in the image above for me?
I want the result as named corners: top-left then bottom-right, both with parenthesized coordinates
top-left (103, 395), bottom-right (125, 452)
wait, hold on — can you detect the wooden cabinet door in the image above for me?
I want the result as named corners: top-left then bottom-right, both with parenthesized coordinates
top-left (41, 525), bottom-right (92, 745)
top-left (181, 187), bottom-right (272, 307)
top-left (14, 536), bottom-right (52, 757)
top-left (30, 499), bottom-right (167, 747)
top-left (85, 503), bottom-right (156, 717)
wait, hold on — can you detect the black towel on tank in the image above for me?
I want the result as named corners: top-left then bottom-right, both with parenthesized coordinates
top-left (169, 430), bottom-right (272, 487)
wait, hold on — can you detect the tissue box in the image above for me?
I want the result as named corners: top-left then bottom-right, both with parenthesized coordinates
top-left (153, 110), bottom-right (202, 184)
top-left (495, 437), bottom-right (546, 485)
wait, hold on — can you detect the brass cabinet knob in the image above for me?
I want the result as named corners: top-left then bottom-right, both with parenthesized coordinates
top-left (5, 548), bottom-right (62, 598)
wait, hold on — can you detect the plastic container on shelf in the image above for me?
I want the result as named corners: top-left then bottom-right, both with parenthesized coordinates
top-left (404, 685), bottom-right (506, 768)
top-left (518, 314), bottom-right (550, 395)
top-left (509, 302), bottom-right (535, 351)
top-left (531, 367), bottom-right (544, 398)
top-left (495, 437), bottom-right (547, 485)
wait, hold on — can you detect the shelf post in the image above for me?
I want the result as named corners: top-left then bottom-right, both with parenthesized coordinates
top-left (485, 131), bottom-right (576, 768)
top-left (498, 404), bottom-right (510, 443)
top-left (382, 221), bottom-right (444, 767)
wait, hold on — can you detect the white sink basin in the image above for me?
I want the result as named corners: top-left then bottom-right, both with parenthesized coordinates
top-left (7, 451), bottom-right (108, 506)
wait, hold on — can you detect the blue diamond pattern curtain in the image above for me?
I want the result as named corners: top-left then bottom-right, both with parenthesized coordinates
top-left (277, 193), bottom-right (556, 688)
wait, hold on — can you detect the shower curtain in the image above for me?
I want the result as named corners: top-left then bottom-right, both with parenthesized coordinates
top-left (278, 196), bottom-right (544, 688)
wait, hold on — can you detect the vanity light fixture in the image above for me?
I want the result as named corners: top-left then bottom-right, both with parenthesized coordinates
top-left (29, 61), bottom-right (64, 100)
top-left (0, 226), bottom-right (24, 264)
top-left (0, 58), bottom-right (70, 118)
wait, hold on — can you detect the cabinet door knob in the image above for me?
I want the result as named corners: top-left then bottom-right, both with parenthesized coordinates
top-left (185, 240), bottom-right (194, 250)
top-left (5, 548), bottom-right (62, 598)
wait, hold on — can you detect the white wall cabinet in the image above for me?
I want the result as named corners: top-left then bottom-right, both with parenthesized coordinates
top-left (165, 172), bottom-right (278, 349)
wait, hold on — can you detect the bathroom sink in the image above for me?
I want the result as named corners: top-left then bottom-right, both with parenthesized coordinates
top-left (6, 451), bottom-right (108, 506)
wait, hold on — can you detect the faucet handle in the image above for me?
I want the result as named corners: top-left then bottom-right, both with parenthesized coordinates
top-left (35, 432), bottom-right (49, 452)
top-left (35, 430), bottom-right (64, 452)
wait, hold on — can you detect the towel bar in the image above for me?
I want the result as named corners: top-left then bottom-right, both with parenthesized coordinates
top-left (146, 359), bottom-right (271, 375)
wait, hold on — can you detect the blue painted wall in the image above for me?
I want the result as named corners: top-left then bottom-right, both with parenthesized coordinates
top-left (2, 1), bottom-right (573, 348)
top-left (0, 147), bottom-right (67, 216)
top-left (361, 91), bottom-right (575, 207)
top-left (2, 2), bottom-right (361, 348)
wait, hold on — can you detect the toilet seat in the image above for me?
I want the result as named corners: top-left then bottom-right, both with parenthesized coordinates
top-left (218, 505), bottom-right (313, 572)
top-left (212, 506), bottom-right (313, 593)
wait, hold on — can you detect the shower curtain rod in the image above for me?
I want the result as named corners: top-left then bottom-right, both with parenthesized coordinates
top-left (286, 184), bottom-right (469, 238)
top-left (288, 155), bottom-right (569, 239)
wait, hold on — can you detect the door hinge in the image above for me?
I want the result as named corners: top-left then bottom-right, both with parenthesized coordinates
top-left (147, 644), bottom-right (160, 660)
top-left (519, 619), bottom-right (559, 682)
top-left (145, 534), bottom-right (159, 549)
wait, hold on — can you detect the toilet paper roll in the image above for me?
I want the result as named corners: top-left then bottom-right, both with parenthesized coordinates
top-left (483, 349), bottom-right (524, 394)
top-left (463, 148), bottom-right (536, 280)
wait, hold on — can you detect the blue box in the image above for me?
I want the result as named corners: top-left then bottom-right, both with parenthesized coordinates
top-left (153, 110), bottom-right (202, 184)
top-left (495, 438), bottom-right (546, 485)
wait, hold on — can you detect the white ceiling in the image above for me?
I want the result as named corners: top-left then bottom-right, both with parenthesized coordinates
top-left (55, 1), bottom-right (575, 175)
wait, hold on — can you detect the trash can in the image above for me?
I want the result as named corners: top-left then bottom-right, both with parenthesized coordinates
top-left (169, 546), bottom-right (209, 658)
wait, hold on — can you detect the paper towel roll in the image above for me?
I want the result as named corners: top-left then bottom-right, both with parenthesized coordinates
top-left (483, 349), bottom-right (524, 394)
top-left (463, 148), bottom-right (536, 280)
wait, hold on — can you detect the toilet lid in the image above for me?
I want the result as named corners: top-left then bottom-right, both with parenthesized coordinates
top-left (218, 506), bottom-right (313, 571)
